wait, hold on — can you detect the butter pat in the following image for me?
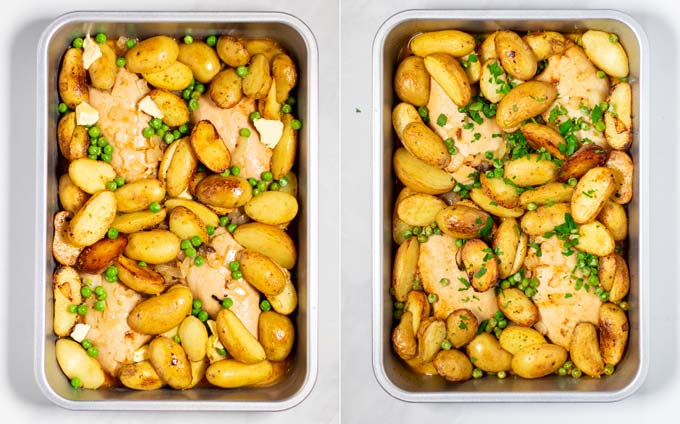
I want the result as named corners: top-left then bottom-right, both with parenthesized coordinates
top-left (75, 101), bottom-right (99, 126)
top-left (253, 118), bottom-right (284, 148)
top-left (133, 345), bottom-right (148, 363)
top-left (82, 35), bottom-right (102, 70)
top-left (70, 323), bottom-right (90, 343)
top-left (138, 95), bottom-right (164, 119)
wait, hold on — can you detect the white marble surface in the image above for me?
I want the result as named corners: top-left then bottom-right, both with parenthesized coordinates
top-left (341, 0), bottom-right (678, 421)
top-left (0, 0), bottom-right (339, 422)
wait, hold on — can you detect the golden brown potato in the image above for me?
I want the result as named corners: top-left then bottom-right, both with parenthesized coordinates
top-left (495, 30), bottom-right (538, 80)
top-left (128, 285), bottom-right (192, 335)
top-left (496, 81), bottom-right (557, 130)
top-left (115, 178), bottom-right (166, 213)
top-left (405, 291), bottom-right (430, 334)
top-left (125, 35), bottom-right (179, 74)
top-left (581, 30), bottom-right (629, 78)
top-left (518, 182), bottom-right (574, 208)
top-left (177, 41), bottom-right (221, 83)
top-left (142, 61), bottom-right (194, 91)
top-left (461, 52), bottom-right (481, 84)
top-left (195, 175), bottom-right (253, 209)
top-left (58, 174), bottom-right (89, 215)
top-left (124, 229), bottom-right (181, 264)
top-left (119, 361), bottom-right (165, 390)
top-left (206, 359), bottom-right (272, 388)
top-left (244, 191), bottom-right (298, 225)
top-left (511, 344), bottom-right (567, 378)
top-left (520, 123), bottom-right (567, 160)
top-left (461, 238), bottom-right (498, 292)
top-left (52, 212), bottom-right (83, 266)
top-left (392, 237), bottom-right (419, 302)
top-left (523, 31), bottom-right (567, 60)
top-left (504, 154), bottom-right (558, 187)
top-left (394, 56), bottom-right (430, 107)
top-left (112, 209), bottom-right (167, 234)
top-left (493, 218), bottom-right (523, 279)
top-left (392, 103), bottom-right (423, 140)
top-left (258, 78), bottom-right (282, 120)
top-left (497, 287), bottom-right (538, 326)
top-left (216, 308), bottom-right (266, 364)
top-left (115, 255), bottom-right (165, 295)
top-left (191, 120), bottom-right (231, 173)
top-left (58, 112), bottom-right (89, 161)
top-left (470, 188), bottom-right (524, 218)
top-left (68, 158), bottom-right (117, 194)
top-left (58, 48), bottom-right (88, 108)
top-left (480, 173), bottom-right (519, 208)
top-left (606, 150), bottom-right (634, 205)
top-left (238, 249), bottom-right (287, 296)
top-left (605, 83), bottom-right (633, 150)
top-left (570, 322), bottom-right (604, 377)
top-left (392, 311), bottom-right (417, 361)
top-left (165, 137), bottom-right (198, 197)
top-left (598, 253), bottom-right (630, 302)
top-left (498, 325), bottom-right (546, 355)
top-left (479, 59), bottom-right (508, 103)
top-left (557, 144), bottom-right (610, 183)
top-left (149, 89), bottom-right (190, 127)
top-left (148, 336), bottom-right (192, 389)
top-left (433, 349), bottom-right (473, 382)
top-left (416, 317), bottom-right (447, 363)
top-left (577, 221), bottom-right (615, 257)
top-left (393, 148), bottom-right (456, 195)
top-left (520, 202), bottom-right (571, 236)
top-left (272, 53), bottom-right (298, 104)
top-left (397, 193), bottom-right (446, 227)
top-left (401, 121), bottom-right (450, 168)
top-left (168, 205), bottom-right (208, 243)
top-left (75, 234), bottom-right (127, 273)
top-left (89, 42), bottom-right (117, 90)
top-left (242, 54), bottom-right (272, 100)
top-left (209, 69), bottom-right (243, 109)
top-left (445, 309), bottom-right (478, 348)
top-left (466, 333), bottom-right (512, 372)
top-left (233, 223), bottom-right (296, 269)
top-left (410, 30), bottom-right (476, 57)
top-left (436, 204), bottom-right (492, 239)
top-left (258, 311), bottom-right (295, 362)
top-left (599, 303), bottom-right (629, 366)
top-left (53, 266), bottom-right (82, 337)
top-left (68, 190), bottom-right (117, 247)
top-left (243, 38), bottom-right (285, 62)
top-left (267, 278), bottom-right (298, 315)
top-left (479, 32), bottom-right (498, 63)
top-left (178, 315), bottom-right (209, 362)
top-left (216, 35), bottom-right (250, 67)
top-left (423, 53), bottom-right (472, 107)
top-left (164, 198), bottom-right (219, 227)
top-left (571, 167), bottom-right (616, 224)
top-left (598, 201), bottom-right (627, 241)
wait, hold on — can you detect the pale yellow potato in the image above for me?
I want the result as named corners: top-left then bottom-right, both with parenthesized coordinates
top-left (190, 120), bottom-right (230, 173)
top-left (577, 221), bottom-right (615, 256)
top-left (392, 103), bottom-right (422, 140)
top-left (445, 309), bottom-right (478, 348)
top-left (58, 174), bottom-right (89, 214)
top-left (397, 193), bottom-right (446, 227)
top-left (68, 190), bottom-right (117, 247)
top-left (571, 167), bottom-right (616, 224)
top-left (142, 61), bottom-right (194, 91)
top-left (394, 56), bottom-right (430, 106)
top-left (519, 182), bottom-right (574, 208)
top-left (406, 358), bottom-right (438, 376)
top-left (405, 291), bottom-right (430, 334)
top-left (461, 52), bottom-right (481, 84)
top-left (158, 135), bottom-right (180, 183)
top-left (479, 32), bottom-right (498, 63)
top-left (57, 112), bottom-right (80, 161)
top-left (599, 302), bottom-right (629, 366)
top-left (606, 150), bottom-right (634, 205)
top-left (209, 68), bottom-right (242, 109)
top-left (423, 53), bottom-right (472, 106)
top-left (187, 359), bottom-right (208, 389)
top-left (169, 205), bottom-right (208, 243)
top-left (495, 30), bottom-right (538, 80)
top-left (605, 82), bottom-right (633, 150)
top-left (178, 316), bottom-right (208, 362)
top-left (523, 31), bottom-right (567, 61)
top-left (115, 255), bottom-right (165, 295)
top-left (124, 229), bottom-right (181, 264)
top-left (461, 238), bottom-right (498, 292)
top-left (436, 204), bottom-right (492, 239)
top-left (392, 187), bottom-right (417, 245)
top-left (112, 209), bottom-right (167, 234)
top-left (165, 137), bottom-right (198, 197)
top-left (56, 339), bottom-right (105, 389)
top-left (392, 311), bottom-right (417, 360)
top-left (164, 198), bottom-right (219, 227)
top-left (510, 231), bottom-right (528, 276)
top-left (89, 42), bottom-right (117, 90)
top-left (470, 188), bottom-right (524, 218)
top-left (410, 30), bottom-right (476, 57)
top-left (128, 285), bottom-right (192, 334)
top-left (233, 222), bottom-right (296, 269)
top-left (416, 317), bottom-right (447, 363)
top-left (258, 311), bottom-right (295, 361)
top-left (479, 59), bottom-right (508, 103)
top-left (598, 253), bottom-right (630, 302)
top-left (570, 322), bottom-right (604, 377)
top-left (206, 359), bottom-right (273, 388)
top-left (149, 89), bottom-right (190, 127)
top-left (391, 237), bottom-right (419, 302)
top-left (243, 38), bottom-right (285, 62)
top-left (598, 201), bottom-right (628, 241)
top-left (244, 191), bottom-right (298, 225)
top-left (521, 123), bottom-right (567, 160)
top-left (272, 53), bottom-right (298, 103)
top-left (119, 360), bottom-right (165, 390)
top-left (402, 121), bottom-right (450, 169)
top-left (497, 287), bottom-right (538, 326)
top-left (125, 35), bottom-right (179, 74)
top-left (267, 278), bottom-right (298, 315)
top-left (243, 54), bottom-right (272, 100)
top-left (504, 154), bottom-right (558, 187)
top-left (177, 41), bottom-right (220, 83)
top-left (238, 249), bottom-right (287, 296)
top-left (271, 114), bottom-right (297, 180)
top-left (74, 234), bottom-right (128, 273)
top-left (53, 266), bottom-right (82, 337)
top-left (393, 148), bottom-right (455, 195)
top-left (148, 336), bottom-right (192, 389)
top-left (496, 81), bottom-right (557, 130)
top-left (216, 35), bottom-right (250, 67)
top-left (493, 218), bottom-right (521, 279)
top-left (466, 333), bottom-right (512, 372)
top-left (480, 173), bottom-right (519, 208)
top-left (115, 178), bottom-right (166, 213)
top-left (258, 78), bottom-right (281, 120)
top-left (216, 309), bottom-right (266, 364)
top-left (68, 158), bottom-right (116, 194)
top-left (52, 212), bottom-right (83, 266)
top-left (433, 349), bottom-right (473, 382)
top-left (58, 48), bottom-right (88, 108)
top-left (520, 202), bottom-right (571, 236)
top-left (498, 325), bottom-right (546, 355)
top-left (581, 30), bottom-right (629, 78)
top-left (511, 343), bottom-right (567, 378)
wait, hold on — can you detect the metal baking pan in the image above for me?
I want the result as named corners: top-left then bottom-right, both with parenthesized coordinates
top-left (34, 11), bottom-right (318, 411)
top-left (372, 9), bottom-right (649, 402)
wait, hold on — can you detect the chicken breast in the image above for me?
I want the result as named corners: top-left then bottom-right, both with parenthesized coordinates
top-left (82, 275), bottom-right (150, 377)
top-left (191, 95), bottom-right (271, 179)
top-left (426, 78), bottom-right (506, 183)
top-left (418, 234), bottom-right (498, 321)
top-left (526, 236), bottom-right (601, 348)
top-left (88, 68), bottom-right (164, 183)
top-left (536, 44), bottom-right (609, 147)
top-left (183, 228), bottom-right (261, 337)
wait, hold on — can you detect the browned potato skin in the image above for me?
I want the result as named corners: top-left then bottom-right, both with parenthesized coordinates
top-left (148, 336), bottom-right (192, 389)
top-left (433, 349), bottom-right (473, 382)
top-left (393, 148), bottom-right (456, 195)
top-left (511, 344), bottom-right (567, 378)
top-left (149, 89), bottom-right (190, 127)
top-left (497, 287), bottom-right (539, 326)
top-left (599, 303), bottom-right (629, 366)
top-left (461, 239), bottom-right (498, 292)
top-left (238, 250), bottom-right (287, 296)
top-left (445, 309), bottom-right (478, 348)
top-left (243, 38), bottom-right (285, 63)
top-left (272, 54), bottom-right (298, 104)
top-left (558, 144), bottom-right (610, 182)
top-left (521, 123), bottom-right (567, 160)
top-left (521, 202), bottom-right (571, 236)
top-left (271, 114), bottom-right (298, 180)
top-left (598, 201), bottom-right (627, 241)
top-left (423, 53), bottom-right (472, 107)
top-left (115, 255), bottom-right (165, 295)
top-left (436, 204), bottom-right (492, 239)
top-left (242, 54), bottom-right (272, 100)
top-left (75, 234), bottom-right (128, 273)
top-left (89, 42), bottom-right (117, 90)
top-left (216, 35), bottom-right (250, 67)
top-left (125, 36), bottom-right (179, 74)
top-left (571, 167), bottom-right (616, 224)
top-left (391, 310), bottom-right (417, 361)
top-left (401, 122), bottom-right (450, 169)
top-left (58, 174), bottom-right (89, 213)
top-left (570, 322), bottom-right (605, 377)
top-left (480, 173), bottom-right (519, 208)
top-left (394, 56), bottom-right (430, 107)
top-left (195, 175), bottom-right (253, 209)
top-left (598, 253), bottom-right (630, 302)
top-left (177, 41), bottom-right (221, 83)
top-left (496, 81), bottom-right (557, 130)
top-left (258, 311), bottom-right (295, 362)
top-left (495, 30), bottom-right (538, 80)
top-left (416, 317), bottom-right (447, 363)
top-left (119, 361), bottom-right (165, 390)
top-left (58, 48), bottom-right (88, 108)
top-left (466, 333), bottom-right (512, 372)
top-left (392, 237), bottom-right (419, 302)
top-left (405, 291), bottom-right (430, 334)
top-left (606, 150), bottom-right (634, 205)
top-left (128, 285), bottom-right (193, 335)
top-left (209, 69), bottom-right (243, 109)
top-left (190, 120), bottom-right (231, 173)
top-left (52, 212), bottom-right (82, 266)
top-left (523, 31), bottom-right (567, 60)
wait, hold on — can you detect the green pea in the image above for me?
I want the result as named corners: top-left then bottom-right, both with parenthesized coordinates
top-left (285, 96), bottom-right (296, 105)
top-left (279, 177), bottom-right (289, 186)
top-left (291, 119), bottom-right (302, 130)
top-left (206, 35), bottom-right (217, 47)
top-left (101, 144), bottom-right (113, 156)
top-left (182, 89), bottom-right (192, 100)
top-left (216, 347), bottom-right (227, 356)
top-left (192, 308), bottom-right (200, 316)
top-left (427, 293), bottom-right (437, 303)
top-left (236, 66), bottom-right (248, 78)
top-left (472, 368), bottom-right (483, 379)
top-left (260, 300), bottom-right (272, 312)
top-left (149, 202), bottom-right (161, 213)
top-left (195, 83), bottom-right (205, 94)
top-left (142, 127), bottom-right (155, 138)
top-left (105, 181), bottom-right (117, 191)
top-left (557, 367), bottom-right (567, 376)
top-left (239, 128), bottom-right (251, 137)
top-left (97, 291), bottom-right (107, 301)
top-left (192, 299), bottom-right (202, 310)
top-left (88, 146), bottom-right (100, 156)
top-left (81, 339), bottom-right (92, 349)
top-left (72, 37), bottom-right (84, 49)
top-left (188, 99), bottom-right (199, 111)
top-left (402, 231), bottom-right (412, 239)
top-left (80, 286), bottom-right (92, 298)
top-left (105, 265), bottom-right (118, 279)
top-left (77, 304), bottom-right (88, 315)
top-left (394, 301), bottom-right (404, 310)
top-left (116, 57), bottom-right (126, 67)
top-left (138, 261), bottom-right (147, 267)
top-left (619, 301), bottom-right (629, 311)
top-left (149, 118), bottom-right (162, 130)
top-left (269, 182), bottom-right (280, 191)
top-left (155, 128), bottom-right (166, 138)
top-left (229, 261), bottom-right (240, 272)
top-left (249, 111), bottom-right (261, 121)
top-left (67, 304), bottom-right (78, 314)
top-left (599, 291), bottom-right (609, 301)
top-left (197, 310), bottom-right (209, 321)
top-left (95, 33), bottom-right (107, 44)
top-left (173, 335), bottom-right (181, 344)
top-left (441, 340), bottom-right (452, 350)
top-left (106, 227), bottom-right (118, 239)
top-left (87, 346), bottom-right (99, 357)
top-left (604, 364), bottom-right (615, 375)
top-left (58, 103), bottom-right (69, 114)
top-left (190, 235), bottom-right (202, 247)
top-left (281, 104), bottom-right (292, 114)
top-left (191, 90), bottom-right (201, 101)
top-left (207, 226), bottom-right (215, 236)
top-left (571, 368), bottom-right (582, 378)
top-left (94, 286), bottom-right (105, 297)
top-left (180, 239), bottom-right (191, 250)
top-left (194, 256), bottom-right (205, 266)
top-left (253, 188), bottom-right (261, 196)
top-left (104, 274), bottom-right (118, 283)
top-left (185, 246), bottom-right (197, 258)
top-left (261, 171), bottom-right (273, 181)
top-left (563, 361), bottom-right (573, 370)
top-left (88, 126), bottom-right (100, 138)
top-left (257, 181), bottom-right (268, 192)
top-left (498, 319), bottom-right (508, 329)
top-left (70, 377), bottom-right (82, 389)
top-left (219, 216), bottom-right (229, 227)
top-left (227, 223), bottom-right (237, 233)
top-left (112, 177), bottom-right (124, 188)
top-left (393, 309), bottom-right (403, 320)
top-left (126, 39), bottom-right (137, 49)
top-left (230, 166), bottom-right (240, 176)
top-left (222, 298), bottom-right (234, 309)
top-left (417, 234), bottom-right (427, 243)
top-left (183, 35), bottom-right (193, 44)
top-left (568, 177), bottom-right (578, 187)
top-left (231, 270), bottom-right (243, 280)
top-left (179, 124), bottom-right (189, 134)
top-left (497, 370), bottom-right (507, 379)
top-left (527, 202), bottom-right (537, 211)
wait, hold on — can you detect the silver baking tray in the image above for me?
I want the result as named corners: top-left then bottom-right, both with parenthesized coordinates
top-left (372, 9), bottom-right (649, 402)
top-left (34, 11), bottom-right (318, 410)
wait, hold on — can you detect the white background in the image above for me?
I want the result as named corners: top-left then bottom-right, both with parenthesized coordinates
top-left (341, 0), bottom-right (677, 422)
top-left (0, 0), bottom-right (339, 422)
